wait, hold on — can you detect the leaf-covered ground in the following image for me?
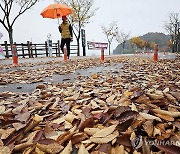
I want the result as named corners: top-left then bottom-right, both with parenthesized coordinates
top-left (0, 56), bottom-right (180, 154)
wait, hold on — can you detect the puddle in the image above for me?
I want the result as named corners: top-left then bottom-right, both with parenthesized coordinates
top-left (0, 63), bottom-right (123, 93)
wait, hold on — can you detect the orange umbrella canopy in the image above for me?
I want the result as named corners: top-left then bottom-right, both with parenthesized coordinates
top-left (40, 3), bottom-right (72, 19)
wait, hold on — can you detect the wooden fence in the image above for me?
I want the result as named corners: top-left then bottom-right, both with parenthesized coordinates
top-left (0, 41), bottom-right (78, 58)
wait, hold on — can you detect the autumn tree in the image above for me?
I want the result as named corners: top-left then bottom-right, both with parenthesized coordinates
top-left (101, 21), bottom-right (117, 55)
top-left (164, 13), bottom-right (180, 52)
top-left (60, 0), bottom-right (98, 56)
top-left (130, 37), bottom-right (144, 51)
top-left (0, 0), bottom-right (39, 45)
top-left (114, 28), bottom-right (130, 54)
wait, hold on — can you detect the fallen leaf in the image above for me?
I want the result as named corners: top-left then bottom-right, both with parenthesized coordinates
top-left (92, 124), bottom-right (117, 138)
top-left (78, 143), bottom-right (89, 154)
top-left (37, 142), bottom-right (63, 153)
top-left (142, 120), bottom-right (154, 137)
top-left (0, 105), bottom-right (5, 114)
top-left (60, 140), bottom-right (72, 154)
top-left (139, 112), bottom-right (162, 122)
top-left (155, 113), bottom-right (174, 122)
top-left (156, 145), bottom-right (180, 154)
top-left (90, 131), bottom-right (119, 144)
top-left (0, 146), bottom-right (11, 154)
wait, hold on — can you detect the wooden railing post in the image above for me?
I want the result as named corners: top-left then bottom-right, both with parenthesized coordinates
top-left (55, 41), bottom-right (57, 56)
top-left (21, 43), bottom-right (25, 58)
top-left (34, 44), bottom-right (37, 57)
top-left (30, 42), bottom-right (33, 58)
top-left (27, 41), bottom-right (31, 58)
top-left (57, 40), bottom-right (60, 57)
top-left (45, 41), bottom-right (48, 57)
top-left (4, 41), bottom-right (9, 58)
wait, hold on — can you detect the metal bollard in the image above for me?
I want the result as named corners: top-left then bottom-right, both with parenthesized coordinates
top-left (64, 48), bottom-right (67, 61)
top-left (100, 48), bottom-right (104, 61)
top-left (154, 44), bottom-right (158, 61)
top-left (12, 45), bottom-right (18, 65)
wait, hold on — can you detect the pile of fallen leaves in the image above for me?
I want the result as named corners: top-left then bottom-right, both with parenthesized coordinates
top-left (0, 56), bottom-right (180, 154)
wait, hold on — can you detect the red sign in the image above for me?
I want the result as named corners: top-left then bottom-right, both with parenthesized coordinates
top-left (87, 41), bottom-right (108, 50)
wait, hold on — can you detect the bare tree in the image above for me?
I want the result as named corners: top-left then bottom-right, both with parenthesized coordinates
top-left (60, 0), bottom-right (98, 56)
top-left (115, 28), bottom-right (130, 54)
top-left (0, 0), bottom-right (39, 45)
top-left (101, 21), bottom-right (117, 55)
top-left (164, 13), bottom-right (180, 52)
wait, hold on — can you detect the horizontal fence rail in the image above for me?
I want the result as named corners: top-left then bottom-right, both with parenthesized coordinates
top-left (0, 41), bottom-right (78, 58)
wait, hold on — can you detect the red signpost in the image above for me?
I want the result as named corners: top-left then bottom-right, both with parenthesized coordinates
top-left (101, 48), bottom-right (104, 61)
top-left (12, 45), bottom-right (18, 65)
top-left (154, 44), bottom-right (158, 61)
top-left (87, 41), bottom-right (108, 62)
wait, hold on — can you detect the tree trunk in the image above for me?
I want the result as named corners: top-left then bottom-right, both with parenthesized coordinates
top-left (77, 38), bottom-right (80, 56)
top-left (108, 43), bottom-right (111, 55)
top-left (8, 27), bottom-right (13, 46)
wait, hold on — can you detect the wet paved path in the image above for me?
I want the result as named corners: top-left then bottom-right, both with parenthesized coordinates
top-left (0, 53), bottom-right (177, 93)
top-left (0, 64), bottom-right (122, 93)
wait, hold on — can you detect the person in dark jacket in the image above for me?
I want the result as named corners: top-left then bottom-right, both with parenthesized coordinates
top-left (58, 16), bottom-right (73, 59)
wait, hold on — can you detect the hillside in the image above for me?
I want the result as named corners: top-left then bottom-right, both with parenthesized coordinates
top-left (113, 32), bottom-right (171, 54)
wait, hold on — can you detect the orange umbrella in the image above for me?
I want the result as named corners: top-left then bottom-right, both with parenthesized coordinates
top-left (40, 3), bottom-right (72, 19)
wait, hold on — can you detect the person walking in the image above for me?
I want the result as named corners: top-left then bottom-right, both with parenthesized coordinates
top-left (58, 16), bottom-right (73, 59)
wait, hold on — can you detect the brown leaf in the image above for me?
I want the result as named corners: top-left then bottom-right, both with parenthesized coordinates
top-left (90, 131), bottom-right (119, 144)
top-left (92, 125), bottom-right (117, 138)
top-left (33, 130), bottom-right (43, 143)
top-left (79, 117), bottom-right (95, 132)
top-left (117, 118), bottom-right (134, 132)
top-left (155, 113), bottom-right (174, 122)
top-left (142, 120), bottom-right (154, 137)
top-left (91, 73), bottom-right (98, 79)
top-left (71, 133), bottom-right (88, 145)
top-left (0, 119), bottom-right (20, 128)
top-left (146, 93), bottom-right (164, 100)
top-left (3, 129), bottom-right (23, 146)
top-left (0, 105), bottom-right (5, 114)
top-left (116, 110), bottom-right (139, 123)
top-left (114, 106), bottom-right (131, 118)
top-left (60, 140), bottom-right (72, 154)
top-left (36, 84), bottom-right (46, 89)
top-left (173, 121), bottom-right (180, 129)
top-left (170, 91), bottom-right (180, 101)
top-left (117, 134), bottom-right (132, 147)
top-left (24, 114), bottom-right (43, 134)
top-left (84, 128), bottom-right (101, 136)
top-left (38, 139), bottom-right (55, 145)
top-left (37, 142), bottom-right (63, 153)
top-left (0, 128), bottom-right (15, 140)
top-left (164, 92), bottom-right (178, 104)
top-left (13, 142), bottom-right (33, 152)
top-left (0, 146), bottom-right (11, 154)
top-left (57, 131), bottom-right (73, 145)
top-left (152, 109), bottom-right (180, 118)
top-left (139, 112), bottom-right (162, 122)
top-left (78, 143), bottom-right (89, 154)
top-left (14, 112), bottom-right (30, 122)
top-left (98, 143), bottom-right (111, 154)
top-left (12, 123), bottom-right (26, 131)
top-left (156, 145), bottom-right (180, 154)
